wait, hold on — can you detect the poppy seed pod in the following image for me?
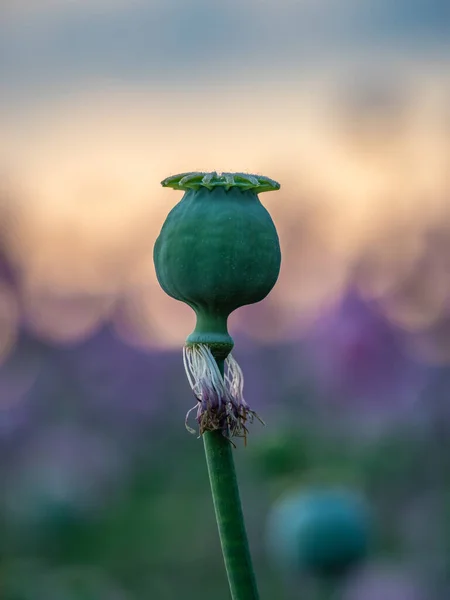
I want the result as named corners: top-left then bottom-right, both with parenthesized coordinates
top-left (154, 171), bottom-right (281, 439)
top-left (266, 487), bottom-right (371, 579)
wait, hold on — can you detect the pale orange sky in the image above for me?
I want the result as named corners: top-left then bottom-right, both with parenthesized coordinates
top-left (0, 72), bottom-right (449, 353)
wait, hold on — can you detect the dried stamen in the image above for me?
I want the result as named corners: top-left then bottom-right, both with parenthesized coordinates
top-left (183, 344), bottom-right (264, 442)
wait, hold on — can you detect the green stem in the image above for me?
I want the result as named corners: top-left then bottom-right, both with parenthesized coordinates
top-left (186, 311), bottom-right (234, 350)
top-left (202, 359), bottom-right (260, 600)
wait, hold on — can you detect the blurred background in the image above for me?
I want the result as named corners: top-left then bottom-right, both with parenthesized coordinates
top-left (0, 0), bottom-right (449, 598)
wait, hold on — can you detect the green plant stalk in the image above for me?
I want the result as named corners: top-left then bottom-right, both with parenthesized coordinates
top-left (203, 359), bottom-right (260, 600)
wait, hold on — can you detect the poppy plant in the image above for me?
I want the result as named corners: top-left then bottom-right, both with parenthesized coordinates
top-left (154, 171), bottom-right (281, 600)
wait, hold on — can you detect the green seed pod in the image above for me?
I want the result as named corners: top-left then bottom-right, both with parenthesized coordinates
top-left (154, 171), bottom-right (281, 352)
top-left (266, 487), bottom-right (371, 579)
top-left (154, 171), bottom-right (281, 439)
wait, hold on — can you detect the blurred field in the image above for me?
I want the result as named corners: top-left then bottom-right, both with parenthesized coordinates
top-left (0, 0), bottom-right (450, 598)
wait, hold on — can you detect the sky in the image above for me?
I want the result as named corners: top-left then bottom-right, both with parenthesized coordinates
top-left (1, 0), bottom-right (449, 97)
top-left (0, 0), bottom-right (448, 351)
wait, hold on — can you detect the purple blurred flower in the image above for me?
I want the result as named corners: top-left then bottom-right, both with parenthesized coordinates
top-left (342, 562), bottom-right (427, 600)
top-left (304, 289), bottom-right (428, 417)
top-left (57, 326), bottom-right (174, 425)
top-left (3, 423), bottom-right (126, 525)
top-left (0, 333), bottom-right (47, 445)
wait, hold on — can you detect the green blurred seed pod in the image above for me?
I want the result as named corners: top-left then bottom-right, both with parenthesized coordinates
top-left (266, 487), bottom-right (371, 579)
